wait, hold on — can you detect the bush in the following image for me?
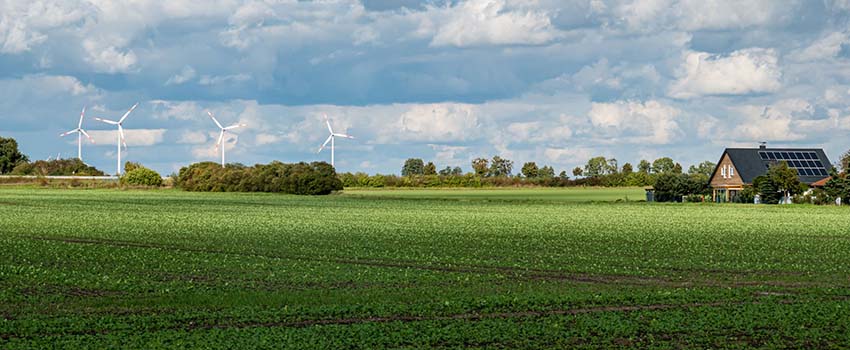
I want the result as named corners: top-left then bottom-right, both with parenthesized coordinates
top-left (176, 161), bottom-right (342, 195)
top-left (11, 158), bottom-right (105, 176)
top-left (121, 166), bottom-right (163, 187)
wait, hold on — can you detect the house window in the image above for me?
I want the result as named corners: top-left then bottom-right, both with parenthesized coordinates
top-left (729, 166), bottom-right (734, 177)
top-left (721, 166), bottom-right (727, 178)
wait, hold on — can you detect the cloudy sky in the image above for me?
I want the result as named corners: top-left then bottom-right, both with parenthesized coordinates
top-left (2, 0), bottom-right (850, 175)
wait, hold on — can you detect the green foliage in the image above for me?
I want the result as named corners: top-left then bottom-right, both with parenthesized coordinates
top-left (824, 174), bottom-right (850, 204)
top-left (584, 156), bottom-right (608, 177)
top-left (754, 175), bottom-right (780, 204)
top-left (539, 165), bottom-right (555, 179)
top-left (177, 161), bottom-right (343, 195)
top-left (10, 158), bottom-right (105, 176)
top-left (839, 149), bottom-right (850, 173)
top-left (471, 158), bottom-right (489, 176)
top-left (0, 136), bottom-right (29, 174)
top-left (423, 161), bottom-right (437, 175)
top-left (401, 158), bottom-right (424, 176)
top-left (652, 157), bottom-right (675, 174)
top-left (521, 162), bottom-right (539, 178)
top-left (688, 161), bottom-right (716, 177)
top-left (652, 173), bottom-right (708, 202)
top-left (637, 159), bottom-right (651, 174)
top-left (572, 166), bottom-right (583, 177)
top-left (621, 162), bottom-right (633, 175)
top-left (767, 161), bottom-right (803, 200)
top-left (120, 166), bottom-right (163, 187)
top-left (488, 156), bottom-right (513, 177)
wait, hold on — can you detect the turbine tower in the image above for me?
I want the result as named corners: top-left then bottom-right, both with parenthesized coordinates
top-left (94, 103), bottom-right (138, 175)
top-left (317, 113), bottom-right (354, 168)
top-left (207, 111), bottom-right (246, 167)
top-left (59, 106), bottom-right (95, 161)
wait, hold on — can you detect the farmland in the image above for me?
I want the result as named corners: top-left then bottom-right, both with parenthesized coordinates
top-left (1, 188), bottom-right (849, 348)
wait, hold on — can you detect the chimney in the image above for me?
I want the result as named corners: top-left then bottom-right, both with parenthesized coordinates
top-left (759, 141), bottom-right (767, 149)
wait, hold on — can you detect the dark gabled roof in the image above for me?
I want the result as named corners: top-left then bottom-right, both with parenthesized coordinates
top-left (720, 147), bottom-right (832, 184)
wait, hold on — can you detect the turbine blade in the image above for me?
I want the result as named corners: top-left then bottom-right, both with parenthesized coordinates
top-left (216, 131), bottom-right (224, 147)
top-left (317, 135), bottom-right (332, 153)
top-left (119, 102), bottom-right (138, 123)
top-left (324, 114), bottom-right (333, 133)
top-left (334, 133), bottom-right (355, 139)
top-left (95, 117), bottom-right (119, 125)
top-left (207, 111), bottom-right (223, 129)
top-left (80, 129), bottom-right (95, 144)
top-left (59, 129), bottom-right (78, 137)
top-left (119, 125), bottom-right (127, 150)
top-left (78, 106), bottom-right (86, 128)
top-left (223, 123), bottom-right (245, 130)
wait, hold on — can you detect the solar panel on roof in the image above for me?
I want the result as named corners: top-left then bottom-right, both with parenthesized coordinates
top-left (767, 152), bottom-right (776, 160)
top-left (759, 152), bottom-right (768, 160)
top-left (780, 152), bottom-right (789, 159)
top-left (790, 152), bottom-right (799, 159)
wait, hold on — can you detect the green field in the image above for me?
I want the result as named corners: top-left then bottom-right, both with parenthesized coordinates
top-left (344, 186), bottom-right (647, 202)
top-left (1, 188), bottom-right (849, 348)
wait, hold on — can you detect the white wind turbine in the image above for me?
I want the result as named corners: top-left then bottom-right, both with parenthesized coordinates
top-left (94, 103), bottom-right (138, 175)
top-left (207, 111), bottom-right (246, 167)
top-left (59, 106), bottom-right (95, 161)
top-left (317, 113), bottom-right (354, 167)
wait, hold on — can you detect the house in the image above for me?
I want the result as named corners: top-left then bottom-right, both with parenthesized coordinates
top-left (709, 145), bottom-right (832, 202)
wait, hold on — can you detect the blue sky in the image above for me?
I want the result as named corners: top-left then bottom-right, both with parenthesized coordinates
top-left (2, 0), bottom-right (850, 175)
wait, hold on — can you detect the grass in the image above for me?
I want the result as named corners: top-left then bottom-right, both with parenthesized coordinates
top-left (1, 187), bottom-right (849, 348)
top-left (344, 186), bottom-right (648, 202)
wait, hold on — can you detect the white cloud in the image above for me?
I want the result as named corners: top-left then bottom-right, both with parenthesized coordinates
top-left (588, 100), bottom-right (682, 144)
top-left (0, 1), bottom-right (88, 54)
top-left (165, 66), bottom-right (197, 85)
top-left (543, 147), bottom-right (595, 165)
top-left (428, 144), bottom-right (469, 166)
top-left (82, 39), bottom-right (138, 74)
top-left (728, 99), bottom-right (812, 142)
top-left (668, 48), bottom-right (781, 99)
top-left (428, 0), bottom-right (562, 47)
top-left (386, 103), bottom-right (479, 142)
top-left (199, 74), bottom-right (251, 86)
top-left (150, 100), bottom-right (202, 121)
top-left (178, 130), bottom-right (208, 145)
top-left (673, 0), bottom-right (783, 31)
top-left (255, 133), bottom-right (283, 145)
top-left (788, 31), bottom-right (849, 62)
top-left (86, 129), bottom-right (166, 146)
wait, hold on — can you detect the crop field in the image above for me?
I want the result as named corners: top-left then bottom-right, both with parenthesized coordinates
top-left (1, 188), bottom-right (850, 348)
top-left (344, 187), bottom-right (647, 203)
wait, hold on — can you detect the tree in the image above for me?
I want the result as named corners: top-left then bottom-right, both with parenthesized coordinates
top-left (424, 161), bottom-right (437, 175)
top-left (673, 163), bottom-right (683, 174)
top-left (606, 158), bottom-right (618, 174)
top-left (584, 156), bottom-right (608, 177)
top-left (652, 157), bottom-right (676, 174)
top-left (839, 149), bottom-right (850, 173)
top-left (572, 167), bottom-right (583, 177)
top-left (539, 165), bottom-right (555, 179)
top-left (0, 136), bottom-right (29, 174)
top-left (438, 166), bottom-right (452, 176)
top-left (401, 158), bottom-right (424, 176)
top-left (754, 175), bottom-right (780, 204)
top-left (559, 170), bottom-right (569, 180)
top-left (767, 161), bottom-right (802, 202)
top-left (521, 162), bottom-right (539, 178)
top-left (638, 160), bottom-right (651, 174)
top-left (471, 158), bottom-right (489, 176)
top-left (688, 161), bottom-right (716, 177)
top-left (451, 166), bottom-right (463, 176)
top-left (621, 162), bottom-right (633, 175)
top-left (489, 156), bottom-right (513, 177)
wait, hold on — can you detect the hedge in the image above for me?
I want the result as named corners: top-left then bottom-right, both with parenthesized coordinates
top-left (176, 161), bottom-right (342, 195)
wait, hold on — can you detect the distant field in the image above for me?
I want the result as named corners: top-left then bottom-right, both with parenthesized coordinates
top-left (1, 188), bottom-right (849, 348)
top-left (344, 186), bottom-right (647, 202)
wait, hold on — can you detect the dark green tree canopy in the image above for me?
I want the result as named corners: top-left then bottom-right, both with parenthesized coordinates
top-left (471, 158), bottom-right (489, 176)
top-left (489, 156), bottom-right (513, 177)
top-left (572, 167), bottom-right (583, 177)
top-left (584, 156), bottom-right (608, 177)
top-left (688, 161), bottom-right (716, 177)
top-left (652, 157), bottom-right (676, 174)
top-left (539, 165), bottom-right (555, 179)
top-left (0, 136), bottom-right (29, 174)
top-left (521, 162), bottom-right (539, 178)
top-left (424, 162), bottom-right (437, 175)
top-left (637, 160), bottom-right (651, 174)
top-left (621, 162), bottom-right (633, 175)
top-left (401, 158), bottom-right (424, 176)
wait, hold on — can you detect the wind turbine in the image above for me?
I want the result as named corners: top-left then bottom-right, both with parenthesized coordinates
top-left (317, 113), bottom-right (354, 167)
top-left (207, 111), bottom-right (246, 167)
top-left (94, 103), bottom-right (138, 175)
top-left (59, 106), bottom-right (95, 161)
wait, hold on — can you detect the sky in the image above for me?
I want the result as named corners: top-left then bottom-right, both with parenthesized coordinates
top-left (2, 0), bottom-right (850, 176)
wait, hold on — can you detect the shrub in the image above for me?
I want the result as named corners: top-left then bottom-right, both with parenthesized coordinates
top-left (176, 161), bottom-right (342, 195)
top-left (11, 158), bottom-right (106, 176)
top-left (121, 166), bottom-right (163, 187)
